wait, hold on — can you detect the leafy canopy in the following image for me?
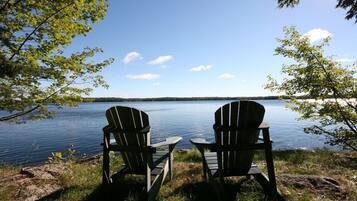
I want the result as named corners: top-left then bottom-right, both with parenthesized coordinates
top-left (277, 0), bottom-right (357, 23)
top-left (0, 0), bottom-right (113, 121)
top-left (266, 27), bottom-right (357, 151)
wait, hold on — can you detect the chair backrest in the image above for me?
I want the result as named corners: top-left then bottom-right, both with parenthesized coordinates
top-left (214, 101), bottom-right (265, 175)
top-left (105, 106), bottom-right (150, 173)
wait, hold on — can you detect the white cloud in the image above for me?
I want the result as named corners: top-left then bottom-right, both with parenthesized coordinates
top-left (152, 82), bottom-right (160, 86)
top-left (303, 28), bottom-right (332, 42)
top-left (122, 51), bottom-right (142, 64)
top-left (336, 58), bottom-right (353, 63)
top-left (189, 65), bottom-right (212, 72)
top-left (147, 55), bottom-right (173, 65)
top-left (126, 73), bottom-right (159, 80)
top-left (218, 73), bottom-right (235, 80)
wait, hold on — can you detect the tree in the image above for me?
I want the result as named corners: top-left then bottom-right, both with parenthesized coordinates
top-left (266, 27), bottom-right (357, 151)
top-left (0, 0), bottom-right (113, 121)
top-left (277, 0), bottom-right (357, 23)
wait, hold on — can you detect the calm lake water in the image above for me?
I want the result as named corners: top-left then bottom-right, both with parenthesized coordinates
top-left (0, 100), bottom-right (333, 165)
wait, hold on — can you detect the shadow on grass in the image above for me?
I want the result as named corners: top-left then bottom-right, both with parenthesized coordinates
top-left (38, 178), bottom-right (267, 201)
top-left (85, 178), bottom-right (146, 201)
top-left (165, 177), bottom-right (266, 201)
top-left (38, 162), bottom-right (267, 201)
top-left (37, 177), bottom-right (146, 201)
top-left (37, 187), bottom-right (78, 201)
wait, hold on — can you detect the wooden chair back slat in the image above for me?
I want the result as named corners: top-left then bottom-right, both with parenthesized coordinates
top-left (106, 106), bottom-right (150, 172)
top-left (214, 101), bottom-right (265, 175)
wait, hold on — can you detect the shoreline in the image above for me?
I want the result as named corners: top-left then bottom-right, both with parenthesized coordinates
top-left (0, 146), bottom-right (341, 167)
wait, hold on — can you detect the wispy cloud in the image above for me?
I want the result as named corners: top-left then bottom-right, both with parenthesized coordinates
top-left (303, 28), bottom-right (332, 42)
top-left (122, 51), bottom-right (142, 64)
top-left (336, 58), bottom-right (353, 63)
top-left (189, 65), bottom-right (212, 72)
top-left (147, 55), bottom-right (173, 65)
top-left (218, 73), bottom-right (235, 80)
top-left (152, 82), bottom-right (160, 86)
top-left (126, 73), bottom-right (159, 80)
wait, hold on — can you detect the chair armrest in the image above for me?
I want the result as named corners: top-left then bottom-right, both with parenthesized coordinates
top-left (258, 122), bottom-right (269, 129)
top-left (152, 136), bottom-right (182, 148)
top-left (258, 122), bottom-right (274, 143)
top-left (190, 138), bottom-right (216, 151)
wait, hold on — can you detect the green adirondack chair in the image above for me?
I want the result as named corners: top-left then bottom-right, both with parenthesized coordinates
top-left (102, 106), bottom-right (182, 201)
top-left (190, 101), bottom-right (284, 200)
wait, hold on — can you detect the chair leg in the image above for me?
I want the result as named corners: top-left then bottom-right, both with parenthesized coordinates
top-left (168, 145), bottom-right (174, 180)
top-left (102, 136), bottom-right (110, 185)
top-left (262, 128), bottom-right (279, 200)
top-left (204, 164), bottom-right (209, 182)
top-left (265, 145), bottom-right (278, 199)
top-left (146, 165), bottom-right (151, 192)
top-left (209, 177), bottom-right (225, 201)
top-left (196, 147), bottom-right (208, 180)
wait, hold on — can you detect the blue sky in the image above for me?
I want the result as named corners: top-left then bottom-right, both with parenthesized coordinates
top-left (70, 0), bottom-right (357, 98)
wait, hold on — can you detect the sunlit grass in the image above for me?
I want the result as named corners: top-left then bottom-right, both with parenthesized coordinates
top-left (1, 150), bottom-right (356, 201)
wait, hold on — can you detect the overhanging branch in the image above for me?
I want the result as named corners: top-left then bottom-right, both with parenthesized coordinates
top-left (312, 125), bottom-right (357, 151)
top-left (0, 78), bottom-right (77, 121)
top-left (309, 50), bottom-right (357, 133)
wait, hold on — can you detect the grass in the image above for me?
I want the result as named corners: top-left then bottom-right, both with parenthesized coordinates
top-left (1, 149), bottom-right (356, 201)
top-left (0, 165), bottom-right (21, 201)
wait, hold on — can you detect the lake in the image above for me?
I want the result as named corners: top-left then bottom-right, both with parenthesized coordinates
top-left (0, 100), bottom-right (333, 165)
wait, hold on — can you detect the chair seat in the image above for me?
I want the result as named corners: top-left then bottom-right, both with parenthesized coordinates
top-left (204, 152), bottom-right (261, 177)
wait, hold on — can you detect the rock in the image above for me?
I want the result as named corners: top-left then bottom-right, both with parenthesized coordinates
top-left (21, 167), bottom-right (55, 180)
top-left (334, 155), bottom-right (357, 169)
top-left (20, 164), bottom-right (71, 180)
top-left (1, 163), bottom-right (71, 201)
top-left (278, 174), bottom-right (341, 193)
top-left (21, 183), bottom-right (62, 201)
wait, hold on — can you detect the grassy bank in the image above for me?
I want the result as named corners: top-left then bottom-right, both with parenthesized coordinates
top-left (1, 149), bottom-right (356, 201)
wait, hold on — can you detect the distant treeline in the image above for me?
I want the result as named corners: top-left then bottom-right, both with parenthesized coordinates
top-left (83, 96), bottom-right (310, 102)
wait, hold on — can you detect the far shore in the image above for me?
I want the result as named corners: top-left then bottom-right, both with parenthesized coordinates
top-left (83, 95), bottom-right (296, 102)
top-left (83, 96), bottom-right (356, 103)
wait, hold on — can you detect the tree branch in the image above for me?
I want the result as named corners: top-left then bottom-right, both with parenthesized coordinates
top-left (8, 2), bottom-right (74, 61)
top-left (309, 51), bottom-right (357, 133)
top-left (0, 78), bottom-right (77, 121)
top-left (0, 0), bottom-right (23, 15)
top-left (312, 125), bottom-right (357, 151)
top-left (0, 0), bottom-right (11, 13)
